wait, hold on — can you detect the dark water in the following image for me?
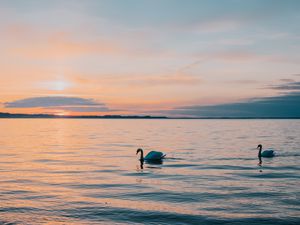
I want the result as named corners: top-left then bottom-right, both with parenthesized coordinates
top-left (0, 119), bottom-right (299, 224)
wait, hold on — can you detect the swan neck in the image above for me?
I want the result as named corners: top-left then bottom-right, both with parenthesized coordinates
top-left (258, 147), bottom-right (262, 157)
top-left (139, 149), bottom-right (144, 161)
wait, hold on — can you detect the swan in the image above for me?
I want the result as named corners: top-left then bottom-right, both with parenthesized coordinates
top-left (257, 144), bottom-right (275, 158)
top-left (136, 148), bottom-right (165, 161)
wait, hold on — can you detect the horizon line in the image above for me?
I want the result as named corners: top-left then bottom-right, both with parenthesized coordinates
top-left (1, 112), bottom-right (300, 119)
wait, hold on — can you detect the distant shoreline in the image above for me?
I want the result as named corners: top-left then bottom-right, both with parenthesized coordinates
top-left (1, 112), bottom-right (300, 119)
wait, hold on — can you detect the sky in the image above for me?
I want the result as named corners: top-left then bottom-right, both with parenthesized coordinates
top-left (0, 0), bottom-right (300, 117)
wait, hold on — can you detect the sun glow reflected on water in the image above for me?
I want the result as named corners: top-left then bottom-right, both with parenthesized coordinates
top-left (0, 119), bottom-right (299, 224)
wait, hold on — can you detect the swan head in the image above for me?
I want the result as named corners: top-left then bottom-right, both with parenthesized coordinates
top-left (257, 144), bottom-right (262, 149)
top-left (136, 148), bottom-right (143, 155)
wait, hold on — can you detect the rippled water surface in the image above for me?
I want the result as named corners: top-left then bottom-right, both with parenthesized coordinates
top-left (0, 119), bottom-right (299, 224)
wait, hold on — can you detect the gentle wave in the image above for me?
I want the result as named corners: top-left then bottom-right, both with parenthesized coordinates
top-left (0, 119), bottom-right (300, 224)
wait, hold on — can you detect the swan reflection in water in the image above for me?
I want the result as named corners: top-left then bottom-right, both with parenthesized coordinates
top-left (258, 156), bottom-right (263, 172)
top-left (258, 155), bottom-right (262, 166)
top-left (139, 158), bottom-right (163, 170)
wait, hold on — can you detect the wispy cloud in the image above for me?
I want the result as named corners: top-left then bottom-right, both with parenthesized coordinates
top-left (164, 92), bottom-right (300, 118)
top-left (6, 31), bottom-right (123, 59)
top-left (162, 78), bottom-right (300, 117)
top-left (72, 72), bottom-right (202, 89)
top-left (122, 74), bottom-right (202, 87)
top-left (270, 81), bottom-right (300, 91)
top-left (4, 96), bottom-right (101, 108)
top-left (191, 19), bottom-right (241, 33)
top-left (194, 50), bottom-right (284, 63)
top-left (279, 78), bottom-right (295, 83)
top-left (3, 96), bottom-right (117, 114)
top-left (47, 106), bottom-right (113, 113)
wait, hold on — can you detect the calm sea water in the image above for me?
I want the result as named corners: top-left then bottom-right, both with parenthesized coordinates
top-left (0, 119), bottom-right (299, 224)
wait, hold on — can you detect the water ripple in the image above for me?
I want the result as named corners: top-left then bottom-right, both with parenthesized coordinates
top-left (0, 119), bottom-right (299, 224)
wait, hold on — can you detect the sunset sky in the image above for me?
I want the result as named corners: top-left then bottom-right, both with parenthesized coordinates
top-left (1, 0), bottom-right (300, 117)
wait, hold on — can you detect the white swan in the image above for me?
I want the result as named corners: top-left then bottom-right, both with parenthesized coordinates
top-left (136, 148), bottom-right (165, 161)
top-left (257, 144), bottom-right (275, 158)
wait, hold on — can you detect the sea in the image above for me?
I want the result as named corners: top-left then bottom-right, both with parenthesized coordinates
top-left (0, 119), bottom-right (299, 224)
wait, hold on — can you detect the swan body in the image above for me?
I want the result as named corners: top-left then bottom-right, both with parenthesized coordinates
top-left (261, 150), bottom-right (275, 157)
top-left (136, 148), bottom-right (165, 161)
top-left (144, 151), bottom-right (165, 160)
top-left (257, 144), bottom-right (275, 158)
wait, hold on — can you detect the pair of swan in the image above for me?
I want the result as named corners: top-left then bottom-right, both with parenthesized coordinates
top-left (136, 144), bottom-right (275, 163)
